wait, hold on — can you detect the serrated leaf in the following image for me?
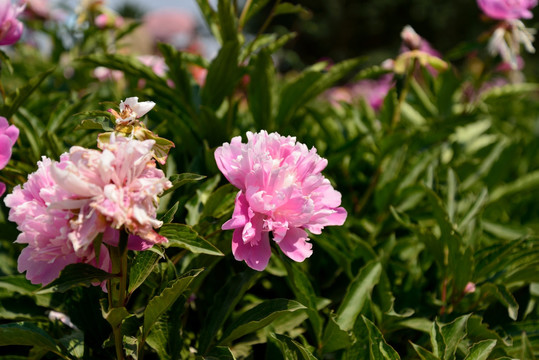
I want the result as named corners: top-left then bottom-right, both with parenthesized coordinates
top-left (464, 340), bottom-right (497, 360)
top-left (363, 316), bottom-right (400, 360)
top-left (0, 322), bottom-right (67, 359)
top-left (128, 250), bottom-right (162, 294)
top-left (270, 333), bottom-right (317, 360)
top-left (143, 268), bottom-right (202, 339)
top-left (219, 299), bottom-right (306, 345)
top-left (336, 261), bottom-right (382, 331)
top-left (160, 224), bottom-right (223, 256)
top-left (37, 264), bottom-right (115, 294)
top-left (198, 271), bottom-right (258, 354)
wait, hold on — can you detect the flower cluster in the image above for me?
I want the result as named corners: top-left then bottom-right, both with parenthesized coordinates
top-left (0, 0), bottom-right (24, 46)
top-left (5, 134), bottom-right (171, 285)
top-left (215, 131), bottom-right (347, 270)
top-left (0, 117), bottom-right (19, 196)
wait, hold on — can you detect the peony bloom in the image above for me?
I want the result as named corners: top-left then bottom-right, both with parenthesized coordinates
top-left (5, 136), bottom-right (171, 285)
top-left (477, 0), bottom-right (538, 20)
top-left (0, 0), bottom-right (24, 45)
top-left (0, 116), bottom-right (19, 196)
top-left (215, 131), bottom-right (347, 270)
top-left (50, 135), bottom-right (171, 253)
top-left (4, 156), bottom-right (111, 285)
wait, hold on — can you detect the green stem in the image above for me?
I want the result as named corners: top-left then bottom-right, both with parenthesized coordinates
top-left (243, 0), bottom-right (281, 59)
top-left (238, 0), bottom-right (253, 31)
top-left (107, 231), bottom-right (129, 360)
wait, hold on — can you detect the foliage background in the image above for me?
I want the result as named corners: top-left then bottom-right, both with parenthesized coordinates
top-left (0, 0), bottom-right (538, 359)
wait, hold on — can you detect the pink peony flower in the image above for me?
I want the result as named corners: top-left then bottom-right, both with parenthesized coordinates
top-left (5, 136), bottom-right (171, 285)
top-left (215, 131), bottom-right (347, 270)
top-left (477, 0), bottom-right (538, 20)
top-left (4, 156), bottom-right (111, 285)
top-left (50, 135), bottom-right (171, 253)
top-left (93, 66), bottom-right (124, 82)
top-left (0, 0), bottom-right (24, 45)
top-left (0, 116), bottom-right (19, 196)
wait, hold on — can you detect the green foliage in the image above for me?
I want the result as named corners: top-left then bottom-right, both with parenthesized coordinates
top-left (0, 0), bottom-right (538, 359)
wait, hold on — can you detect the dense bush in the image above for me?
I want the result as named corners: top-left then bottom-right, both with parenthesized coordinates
top-left (0, 0), bottom-right (538, 359)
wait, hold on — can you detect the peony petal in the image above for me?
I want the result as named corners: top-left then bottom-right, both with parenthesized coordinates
top-left (231, 228), bottom-right (271, 271)
top-left (222, 191), bottom-right (250, 230)
top-left (277, 227), bottom-right (313, 262)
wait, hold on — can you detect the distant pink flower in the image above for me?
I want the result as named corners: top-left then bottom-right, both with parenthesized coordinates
top-left (0, 116), bottom-right (19, 196)
top-left (143, 9), bottom-right (195, 47)
top-left (4, 156), bottom-right (111, 285)
top-left (400, 25), bottom-right (441, 58)
top-left (0, 0), bottom-right (24, 45)
top-left (93, 66), bottom-right (124, 82)
top-left (478, 0), bottom-right (537, 20)
top-left (464, 282), bottom-right (477, 294)
top-left (215, 131), bottom-right (347, 270)
top-left (94, 12), bottom-right (124, 29)
top-left (351, 74), bottom-right (395, 111)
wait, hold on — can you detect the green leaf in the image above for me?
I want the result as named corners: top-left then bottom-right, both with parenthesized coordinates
top-left (0, 322), bottom-right (67, 359)
top-left (273, 3), bottom-right (310, 16)
top-left (336, 261), bottom-right (382, 331)
top-left (488, 170), bottom-right (539, 204)
top-left (270, 333), bottom-right (317, 360)
top-left (201, 41), bottom-right (242, 110)
top-left (464, 340), bottom-right (497, 360)
top-left (440, 314), bottom-right (471, 360)
top-left (143, 268), bottom-right (203, 339)
top-left (195, 0), bottom-right (220, 42)
top-left (160, 224), bottom-right (224, 256)
top-left (128, 250), bottom-right (162, 294)
top-left (248, 50), bottom-right (274, 130)
top-left (198, 271), bottom-right (258, 354)
top-left (160, 201), bottom-right (179, 224)
top-left (322, 313), bottom-right (353, 353)
top-left (201, 346), bottom-right (237, 360)
top-left (483, 283), bottom-right (519, 320)
top-left (411, 343), bottom-right (440, 360)
top-left (219, 299), bottom-right (306, 345)
top-left (74, 118), bottom-right (114, 132)
top-left (0, 275), bottom-right (40, 295)
top-left (157, 43), bottom-right (193, 107)
top-left (200, 184), bottom-right (237, 220)
top-left (218, 0), bottom-right (238, 44)
top-left (276, 57), bottom-right (364, 127)
top-left (162, 173), bottom-right (206, 196)
top-left (38, 263), bottom-right (115, 294)
top-left (362, 316), bottom-right (400, 360)
top-left (2, 67), bottom-right (55, 119)
top-left (100, 300), bottom-right (130, 329)
top-left (241, 0), bottom-right (271, 27)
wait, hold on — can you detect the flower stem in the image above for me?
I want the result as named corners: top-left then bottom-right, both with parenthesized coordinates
top-left (107, 231), bottom-right (129, 360)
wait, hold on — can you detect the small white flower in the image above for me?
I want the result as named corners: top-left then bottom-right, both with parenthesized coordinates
top-left (111, 97), bottom-right (156, 125)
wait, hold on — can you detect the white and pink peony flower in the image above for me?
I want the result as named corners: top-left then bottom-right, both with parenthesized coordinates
top-left (215, 131), bottom-right (347, 271)
top-left (5, 136), bottom-right (171, 285)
